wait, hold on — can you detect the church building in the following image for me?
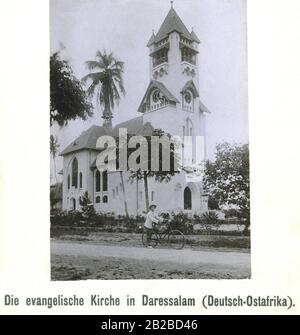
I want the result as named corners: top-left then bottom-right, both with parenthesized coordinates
top-left (60, 4), bottom-right (210, 216)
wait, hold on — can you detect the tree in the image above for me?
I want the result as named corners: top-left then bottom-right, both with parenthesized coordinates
top-left (50, 51), bottom-right (93, 126)
top-left (50, 135), bottom-right (60, 183)
top-left (128, 129), bottom-right (180, 211)
top-left (79, 191), bottom-right (96, 217)
top-left (119, 170), bottom-right (129, 218)
top-left (203, 142), bottom-right (250, 231)
top-left (82, 50), bottom-right (125, 127)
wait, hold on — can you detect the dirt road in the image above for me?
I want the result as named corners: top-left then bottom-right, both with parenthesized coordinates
top-left (51, 241), bottom-right (251, 280)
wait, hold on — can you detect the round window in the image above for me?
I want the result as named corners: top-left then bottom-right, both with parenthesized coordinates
top-left (184, 91), bottom-right (192, 104)
top-left (152, 90), bottom-right (160, 103)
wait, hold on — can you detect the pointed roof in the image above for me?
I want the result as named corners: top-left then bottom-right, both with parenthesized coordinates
top-left (147, 31), bottom-right (156, 47)
top-left (154, 6), bottom-right (193, 43)
top-left (181, 80), bottom-right (199, 98)
top-left (138, 80), bottom-right (179, 113)
top-left (191, 29), bottom-right (200, 43)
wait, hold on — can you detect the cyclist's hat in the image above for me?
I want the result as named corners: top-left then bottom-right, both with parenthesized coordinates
top-left (149, 203), bottom-right (157, 209)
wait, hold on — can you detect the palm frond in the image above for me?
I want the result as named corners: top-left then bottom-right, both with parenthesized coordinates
top-left (85, 60), bottom-right (101, 71)
top-left (82, 50), bottom-right (126, 123)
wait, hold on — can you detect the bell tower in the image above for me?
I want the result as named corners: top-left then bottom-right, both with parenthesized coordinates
top-left (138, 2), bottom-right (209, 153)
top-left (147, 2), bottom-right (200, 99)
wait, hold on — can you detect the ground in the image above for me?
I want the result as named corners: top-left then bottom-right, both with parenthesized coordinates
top-left (51, 232), bottom-right (250, 280)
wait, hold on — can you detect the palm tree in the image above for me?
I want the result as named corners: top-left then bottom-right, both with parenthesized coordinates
top-left (50, 135), bottom-right (60, 183)
top-left (82, 50), bottom-right (125, 127)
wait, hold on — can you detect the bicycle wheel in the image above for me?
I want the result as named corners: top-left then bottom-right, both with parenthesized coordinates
top-left (142, 230), bottom-right (159, 248)
top-left (168, 229), bottom-right (185, 249)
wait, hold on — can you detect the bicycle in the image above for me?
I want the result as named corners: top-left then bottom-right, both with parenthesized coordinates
top-left (142, 219), bottom-right (185, 250)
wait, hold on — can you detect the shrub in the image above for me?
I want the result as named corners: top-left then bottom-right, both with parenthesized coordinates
top-left (50, 210), bottom-right (84, 226)
top-left (201, 211), bottom-right (222, 230)
top-left (169, 211), bottom-right (193, 235)
top-left (208, 197), bottom-right (219, 210)
top-left (193, 211), bottom-right (223, 233)
top-left (79, 191), bottom-right (96, 217)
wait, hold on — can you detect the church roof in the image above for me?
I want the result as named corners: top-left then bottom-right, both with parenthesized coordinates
top-left (89, 120), bottom-right (155, 169)
top-left (60, 117), bottom-right (155, 156)
top-left (138, 80), bottom-right (179, 113)
top-left (113, 116), bottom-right (144, 135)
top-left (147, 32), bottom-right (156, 47)
top-left (154, 6), bottom-right (194, 43)
top-left (199, 100), bottom-right (211, 114)
top-left (60, 125), bottom-right (113, 156)
top-left (190, 30), bottom-right (200, 43)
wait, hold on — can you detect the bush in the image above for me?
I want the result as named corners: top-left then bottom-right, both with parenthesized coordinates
top-left (201, 211), bottom-right (222, 231)
top-left (193, 211), bottom-right (223, 233)
top-left (208, 197), bottom-right (219, 210)
top-left (50, 210), bottom-right (145, 233)
top-left (168, 211), bottom-right (193, 235)
top-left (50, 209), bottom-right (248, 236)
top-left (50, 210), bottom-right (84, 226)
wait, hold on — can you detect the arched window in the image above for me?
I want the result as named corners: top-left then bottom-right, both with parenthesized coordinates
top-left (70, 198), bottom-right (76, 211)
top-left (79, 172), bottom-right (83, 188)
top-left (113, 189), bottom-right (115, 198)
top-left (116, 186), bottom-right (119, 196)
top-left (151, 191), bottom-right (154, 202)
top-left (95, 196), bottom-right (101, 203)
top-left (103, 170), bottom-right (108, 191)
top-left (185, 118), bottom-right (193, 136)
top-left (71, 157), bottom-right (78, 188)
top-left (95, 170), bottom-right (101, 192)
top-left (67, 175), bottom-right (70, 189)
top-left (184, 187), bottom-right (192, 210)
top-left (103, 195), bottom-right (108, 203)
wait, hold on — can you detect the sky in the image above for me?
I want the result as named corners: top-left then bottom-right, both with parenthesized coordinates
top-left (50, 0), bottom-right (248, 181)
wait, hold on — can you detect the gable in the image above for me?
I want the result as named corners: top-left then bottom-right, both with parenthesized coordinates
top-left (181, 80), bottom-right (199, 98)
top-left (138, 80), bottom-right (179, 113)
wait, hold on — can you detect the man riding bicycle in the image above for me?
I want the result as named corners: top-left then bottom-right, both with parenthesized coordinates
top-left (143, 203), bottom-right (163, 248)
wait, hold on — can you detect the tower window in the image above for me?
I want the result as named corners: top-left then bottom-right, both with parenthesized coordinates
top-left (182, 90), bottom-right (194, 112)
top-left (153, 48), bottom-right (168, 67)
top-left (67, 175), bottom-right (70, 189)
top-left (103, 195), bottom-right (108, 203)
top-left (184, 118), bottom-right (193, 136)
top-left (181, 48), bottom-right (196, 65)
top-left (151, 191), bottom-right (155, 202)
top-left (95, 196), bottom-right (101, 203)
